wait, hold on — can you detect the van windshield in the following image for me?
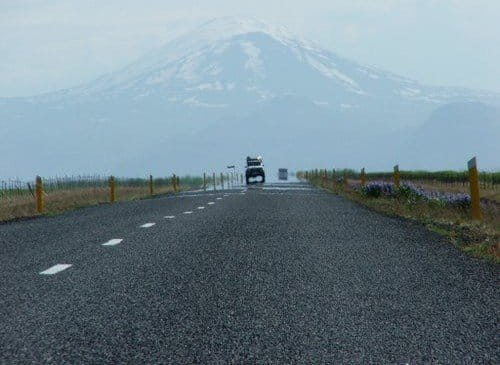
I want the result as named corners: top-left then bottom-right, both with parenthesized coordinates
top-left (247, 160), bottom-right (261, 166)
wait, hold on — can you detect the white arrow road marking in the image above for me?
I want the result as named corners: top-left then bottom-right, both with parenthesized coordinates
top-left (102, 239), bottom-right (123, 246)
top-left (140, 223), bottom-right (156, 228)
top-left (40, 264), bottom-right (72, 275)
top-left (183, 211), bottom-right (193, 214)
top-left (197, 206), bottom-right (205, 210)
top-left (207, 202), bottom-right (215, 205)
top-left (164, 215), bottom-right (176, 219)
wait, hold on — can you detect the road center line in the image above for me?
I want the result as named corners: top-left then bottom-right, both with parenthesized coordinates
top-left (102, 239), bottom-right (123, 246)
top-left (140, 223), bottom-right (156, 228)
top-left (183, 211), bottom-right (193, 214)
top-left (164, 215), bottom-right (176, 219)
top-left (40, 264), bottom-right (72, 275)
top-left (197, 206), bottom-right (205, 210)
top-left (216, 197), bottom-right (222, 200)
top-left (207, 202), bottom-right (215, 205)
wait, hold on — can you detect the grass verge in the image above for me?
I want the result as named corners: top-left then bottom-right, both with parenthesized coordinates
top-left (0, 185), bottom-right (195, 222)
top-left (315, 180), bottom-right (500, 264)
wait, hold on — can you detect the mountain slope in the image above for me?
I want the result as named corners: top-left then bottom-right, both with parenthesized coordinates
top-left (1, 17), bottom-right (499, 178)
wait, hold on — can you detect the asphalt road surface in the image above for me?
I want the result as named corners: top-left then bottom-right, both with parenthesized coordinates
top-left (1, 182), bottom-right (498, 363)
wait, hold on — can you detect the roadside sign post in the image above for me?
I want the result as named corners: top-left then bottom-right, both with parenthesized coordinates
top-left (468, 157), bottom-right (482, 220)
top-left (36, 176), bottom-right (44, 213)
top-left (109, 176), bottom-right (115, 203)
top-left (172, 174), bottom-right (177, 192)
top-left (227, 165), bottom-right (235, 188)
top-left (393, 165), bottom-right (400, 188)
top-left (361, 168), bottom-right (366, 187)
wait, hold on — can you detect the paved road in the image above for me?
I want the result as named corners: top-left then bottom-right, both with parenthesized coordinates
top-left (0, 182), bottom-right (498, 363)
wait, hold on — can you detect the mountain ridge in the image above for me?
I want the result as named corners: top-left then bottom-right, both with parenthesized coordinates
top-left (1, 17), bottom-right (499, 177)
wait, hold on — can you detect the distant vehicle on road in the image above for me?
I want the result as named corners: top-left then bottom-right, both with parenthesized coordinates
top-left (246, 156), bottom-right (265, 184)
top-left (278, 168), bottom-right (288, 180)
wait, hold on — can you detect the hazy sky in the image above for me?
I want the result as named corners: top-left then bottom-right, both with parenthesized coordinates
top-left (1, 0), bottom-right (499, 97)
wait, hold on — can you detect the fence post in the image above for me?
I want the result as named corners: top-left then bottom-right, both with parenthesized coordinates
top-left (220, 173), bottom-right (224, 190)
top-left (361, 168), bottom-right (366, 187)
top-left (172, 174), bottom-right (177, 192)
top-left (109, 176), bottom-right (115, 203)
top-left (35, 176), bottom-right (44, 213)
top-left (213, 173), bottom-right (216, 191)
top-left (149, 175), bottom-right (154, 196)
top-left (468, 157), bottom-right (482, 220)
top-left (393, 165), bottom-right (400, 188)
top-left (203, 173), bottom-right (207, 191)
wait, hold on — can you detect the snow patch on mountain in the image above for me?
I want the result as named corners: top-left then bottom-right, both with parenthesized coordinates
top-left (187, 82), bottom-right (225, 91)
top-left (305, 54), bottom-right (366, 96)
top-left (241, 41), bottom-right (264, 75)
top-left (146, 68), bottom-right (176, 85)
top-left (182, 96), bottom-right (227, 108)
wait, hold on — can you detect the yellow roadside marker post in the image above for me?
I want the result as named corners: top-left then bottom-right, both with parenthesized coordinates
top-left (361, 168), bottom-right (366, 187)
top-left (393, 165), bottom-right (401, 188)
top-left (149, 175), bottom-right (154, 196)
top-left (468, 157), bottom-right (482, 220)
top-left (332, 169), bottom-right (336, 190)
top-left (109, 176), bottom-right (116, 203)
top-left (35, 176), bottom-right (44, 213)
top-left (172, 174), bottom-right (177, 192)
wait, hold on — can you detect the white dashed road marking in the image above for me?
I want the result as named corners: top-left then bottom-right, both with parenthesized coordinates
top-left (208, 202), bottom-right (215, 205)
top-left (40, 264), bottom-right (72, 275)
top-left (197, 206), bottom-right (205, 210)
top-left (216, 197), bottom-right (222, 200)
top-left (102, 239), bottom-right (123, 246)
top-left (140, 223), bottom-right (156, 228)
top-left (164, 216), bottom-right (175, 219)
top-left (183, 211), bottom-right (193, 214)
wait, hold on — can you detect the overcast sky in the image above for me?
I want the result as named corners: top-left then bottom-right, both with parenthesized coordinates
top-left (1, 0), bottom-right (499, 97)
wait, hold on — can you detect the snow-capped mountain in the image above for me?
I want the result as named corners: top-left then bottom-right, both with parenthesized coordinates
top-left (1, 17), bottom-right (499, 178)
top-left (31, 17), bottom-right (499, 115)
